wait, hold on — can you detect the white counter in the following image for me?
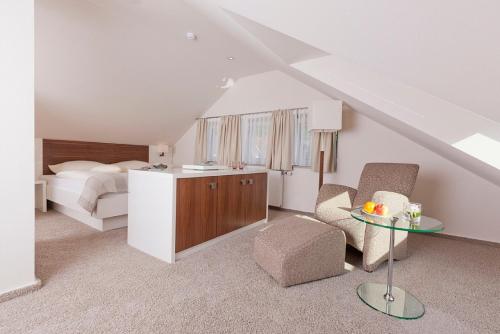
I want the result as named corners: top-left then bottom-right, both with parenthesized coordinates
top-left (127, 168), bottom-right (268, 263)
top-left (134, 167), bottom-right (267, 178)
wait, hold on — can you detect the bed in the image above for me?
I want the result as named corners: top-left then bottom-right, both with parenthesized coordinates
top-left (41, 139), bottom-right (149, 231)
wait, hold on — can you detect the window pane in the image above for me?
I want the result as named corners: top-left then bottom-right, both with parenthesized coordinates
top-left (206, 118), bottom-right (219, 162)
top-left (293, 109), bottom-right (312, 166)
top-left (242, 114), bottom-right (270, 165)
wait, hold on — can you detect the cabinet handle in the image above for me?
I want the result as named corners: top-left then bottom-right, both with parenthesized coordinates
top-left (240, 179), bottom-right (247, 185)
top-left (208, 182), bottom-right (217, 190)
top-left (248, 178), bottom-right (254, 185)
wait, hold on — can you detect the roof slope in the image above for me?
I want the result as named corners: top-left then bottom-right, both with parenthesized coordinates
top-left (193, 0), bottom-right (500, 186)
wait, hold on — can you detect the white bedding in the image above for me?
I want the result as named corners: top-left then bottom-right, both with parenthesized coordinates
top-left (40, 172), bottom-right (128, 217)
top-left (41, 171), bottom-right (128, 195)
top-left (41, 174), bottom-right (88, 194)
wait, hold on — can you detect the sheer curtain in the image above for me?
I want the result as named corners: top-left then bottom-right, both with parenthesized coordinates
top-left (241, 114), bottom-right (271, 165)
top-left (293, 109), bottom-right (312, 167)
top-left (206, 118), bottom-right (219, 162)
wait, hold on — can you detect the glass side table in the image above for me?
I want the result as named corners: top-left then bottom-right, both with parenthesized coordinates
top-left (351, 208), bottom-right (444, 319)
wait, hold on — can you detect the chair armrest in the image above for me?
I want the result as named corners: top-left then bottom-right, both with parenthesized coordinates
top-left (315, 184), bottom-right (357, 223)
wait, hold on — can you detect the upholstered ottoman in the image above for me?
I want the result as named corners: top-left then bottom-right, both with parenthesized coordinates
top-left (254, 215), bottom-right (346, 287)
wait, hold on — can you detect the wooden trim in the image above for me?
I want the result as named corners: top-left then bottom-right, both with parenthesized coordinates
top-left (319, 150), bottom-right (324, 190)
top-left (42, 139), bottom-right (149, 175)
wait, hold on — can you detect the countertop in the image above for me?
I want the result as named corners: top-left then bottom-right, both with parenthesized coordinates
top-left (129, 167), bottom-right (267, 178)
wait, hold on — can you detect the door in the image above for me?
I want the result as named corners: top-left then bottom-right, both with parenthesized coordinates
top-left (245, 173), bottom-right (268, 225)
top-left (216, 174), bottom-right (247, 236)
top-left (176, 176), bottom-right (218, 252)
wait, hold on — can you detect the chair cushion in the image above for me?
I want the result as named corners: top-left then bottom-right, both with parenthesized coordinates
top-left (354, 163), bottom-right (419, 207)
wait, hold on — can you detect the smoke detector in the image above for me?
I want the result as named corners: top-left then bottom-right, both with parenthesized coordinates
top-left (186, 32), bottom-right (197, 40)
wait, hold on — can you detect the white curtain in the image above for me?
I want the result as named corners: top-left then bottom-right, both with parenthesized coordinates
top-left (194, 119), bottom-right (207, 163)
top-left (217, 115), bottom-right (241, 166)
top-left (241, 114), bottom-right (271, 165)
top-left (266, 110), bottom-right (292, 171)
top-left (312, 131), bottom-right (337, 173)
top-left (293, 109), bottom-right (312, 166)
top-left (206, 118), bottom-right (219, 162)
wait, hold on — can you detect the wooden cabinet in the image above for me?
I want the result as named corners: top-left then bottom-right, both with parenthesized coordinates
top-left (216, 173), bottom-right (268, 236)
top-left (176, 172), bottom-right (268, 251)
top-left (216, 175), bottom-right (247, 235)
top-left (175, 176), bottom-right (218, 252)
top-left (244, 173), bottom-right (268, 225)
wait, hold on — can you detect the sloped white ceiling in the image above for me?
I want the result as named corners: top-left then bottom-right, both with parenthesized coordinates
top-left (202, 0), bottom-right (500, 186)
top-left (35, 0), bottom-right (276, 145)
top-left (211, 0), bottom-right (500, 123)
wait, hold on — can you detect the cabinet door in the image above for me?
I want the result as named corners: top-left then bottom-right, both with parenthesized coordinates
top-left (216, 174), bottom-right (246, 236)
top-left (176, 176), bottom-right (218, 252)
top-left (245, 173), bottom-right (268, 225)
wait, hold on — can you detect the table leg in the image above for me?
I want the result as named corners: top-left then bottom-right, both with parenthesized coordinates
top-left (356, 223), bottom-right (425, 319)
top-left (384, 227), bottom-right (395, 302)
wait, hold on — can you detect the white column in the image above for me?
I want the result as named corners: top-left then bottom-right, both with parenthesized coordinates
top-left (0, 0), bottom-right (37, 296)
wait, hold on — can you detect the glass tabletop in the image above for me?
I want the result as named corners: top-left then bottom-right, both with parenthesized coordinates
top-left (351, 207), bottom-right (444, 233)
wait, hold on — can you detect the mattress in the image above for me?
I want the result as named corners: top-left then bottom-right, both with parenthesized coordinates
top-left (40, 174), bottom-right (128, 219)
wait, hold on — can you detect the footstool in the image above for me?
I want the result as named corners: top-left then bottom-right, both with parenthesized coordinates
top-left (254, 215), bottom-right (346, 287)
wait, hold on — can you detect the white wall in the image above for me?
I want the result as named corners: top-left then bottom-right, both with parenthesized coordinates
top-left (0, 0), bottom-right (37, 295)
top-left (175, 70), bottom-right (500, 243)
top-left (148, 145), bottom-right (173, 166)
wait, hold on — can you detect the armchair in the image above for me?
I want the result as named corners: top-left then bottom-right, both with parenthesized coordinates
top-left (315, 163), bottom-right (419, 272)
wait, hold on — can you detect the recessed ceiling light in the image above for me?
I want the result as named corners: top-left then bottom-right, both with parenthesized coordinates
top-left (226, 57), bottom-right (234, 60)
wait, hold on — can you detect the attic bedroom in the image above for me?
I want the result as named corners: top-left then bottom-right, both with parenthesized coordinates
top-left (1, 0), bottom-right (499, 333)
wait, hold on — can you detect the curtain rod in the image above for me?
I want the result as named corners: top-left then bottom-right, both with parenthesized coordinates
top-left (196, 107), bottom-right (309, 120)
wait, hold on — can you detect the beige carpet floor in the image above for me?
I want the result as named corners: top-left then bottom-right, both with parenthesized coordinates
top-left (0, 210), bottom-right (499, 334)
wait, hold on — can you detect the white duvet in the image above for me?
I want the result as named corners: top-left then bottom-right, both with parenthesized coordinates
top-left (56, 171), bottom-right (128, 213)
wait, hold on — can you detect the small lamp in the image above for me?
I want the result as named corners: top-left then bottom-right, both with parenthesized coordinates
top-left (157, 144), bottom-right (169, 157)
top-left (309, 99), bottom-right (343, 190)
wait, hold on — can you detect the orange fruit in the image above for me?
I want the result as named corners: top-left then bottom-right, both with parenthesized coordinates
top-left (363, 201), bottom-right (376, 214)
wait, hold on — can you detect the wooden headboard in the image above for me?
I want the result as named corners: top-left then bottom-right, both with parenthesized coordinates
top-left (42, 139), bottom-right (149, 175)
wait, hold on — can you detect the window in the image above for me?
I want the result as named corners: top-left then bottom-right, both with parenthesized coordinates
top-left (241, 114), bottom-right (271, 165)
top-left (203, 108), bottom-right (312, 167)
top-left (292, 109), bottom-right (312, 167)
top-left (206, 118), bottom-right (219, 162)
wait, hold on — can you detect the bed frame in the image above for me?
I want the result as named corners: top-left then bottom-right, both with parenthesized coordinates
top-left (42, 139), bottom-right (149, 231)
top-left (43, 139), bottom-right (149, 175)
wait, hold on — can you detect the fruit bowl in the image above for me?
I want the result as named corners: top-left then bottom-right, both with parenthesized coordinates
top-left (362, 201), bottom-right (389, 218)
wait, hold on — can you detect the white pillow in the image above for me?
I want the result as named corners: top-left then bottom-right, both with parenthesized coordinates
top-left (91, 164), bottom-right (122, 173)
top-left (113, 160), bottom-right (149, 172)
top-left (48, 160), bottom-right (103, 174)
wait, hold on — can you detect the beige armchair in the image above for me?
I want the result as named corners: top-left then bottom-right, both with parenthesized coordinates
top-left (315, 163), bottom-right (419, 272)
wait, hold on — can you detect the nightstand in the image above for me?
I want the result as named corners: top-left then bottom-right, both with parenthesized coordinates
top-left (35, 180), bottom-right (47, 212)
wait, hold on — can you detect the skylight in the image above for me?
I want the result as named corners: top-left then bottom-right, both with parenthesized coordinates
top-left (453, 133), bottom-right (500, 170)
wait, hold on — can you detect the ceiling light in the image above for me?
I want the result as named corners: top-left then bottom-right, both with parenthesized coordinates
top-left (226, 57), bottom-right (234, 60)
top-left (186, 32), bottom-right (197, 40)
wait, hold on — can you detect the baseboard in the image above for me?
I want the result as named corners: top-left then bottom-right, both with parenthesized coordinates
top-left (269, 206), bottom-right (313, 216)
top-left (426, 232), bottom-right (500, 248)
top-left (0, 278), bottom-right (42, 303)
